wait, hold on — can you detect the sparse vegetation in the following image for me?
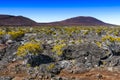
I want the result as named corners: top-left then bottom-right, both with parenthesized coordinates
top-left (0, 31), bottom-right (5, 37)
top-left (0, 26), bottom-right (120, 80)
top-left (8, 31), bottom-right (25, 40)
top-left (52, 43), bottom-right (66, 56)
top-left (16, 41), bottom-right (42, 57)
top-left (47, 63), bottom-right (55, 70)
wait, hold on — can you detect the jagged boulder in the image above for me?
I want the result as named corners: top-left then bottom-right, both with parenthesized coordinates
top-left (0, 42), bottom-right (20, 68)
top-left (27, 54), bottom-right (54, 67)
top-left (61, 43), bottom-right (106, 67)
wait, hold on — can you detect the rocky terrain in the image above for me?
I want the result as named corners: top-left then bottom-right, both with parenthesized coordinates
top-left (0, 26), bottom-right (120, 80)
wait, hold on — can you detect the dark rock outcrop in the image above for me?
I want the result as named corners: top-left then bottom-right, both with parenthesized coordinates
top-left (27, 54), bottom-right (54, 67)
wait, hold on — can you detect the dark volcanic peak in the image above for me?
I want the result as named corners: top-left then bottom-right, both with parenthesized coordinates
top-left (49, 16), bottom-right (110, 26)
top-left (0, 15), bottom-right (38, 26)
top-left (39, 16), bottom-right (113, 26)
top-left (0, 15), bottom-right (14, 19)
top-left (62, 16), bottom-right (105, 24)
top-left (0, 15), bottom-right (115, 26)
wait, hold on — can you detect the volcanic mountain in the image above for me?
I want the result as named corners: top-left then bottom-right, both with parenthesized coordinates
top-left (0, 15), bottom-right (115, 26)
top-left (40, 16), bottom-right (113, 26)
top-left (0, 15), bottom-right (38, 26)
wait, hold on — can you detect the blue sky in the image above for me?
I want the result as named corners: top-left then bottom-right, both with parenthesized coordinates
top-left (0, 0), bottom-right (120, 25)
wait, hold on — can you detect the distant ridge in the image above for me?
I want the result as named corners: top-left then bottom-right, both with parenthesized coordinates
top-left (39, 16), bottom-right (114, 26)
top-left (0, 15), bottom-right (38, 26)
top-left (0, 15), bottom-right (116, 26)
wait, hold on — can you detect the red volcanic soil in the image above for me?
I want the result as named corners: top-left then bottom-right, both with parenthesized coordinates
top-left (59, 68), bottom-right (120, 80)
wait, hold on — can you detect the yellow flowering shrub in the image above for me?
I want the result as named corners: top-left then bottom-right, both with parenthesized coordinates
top-left (83, 30), bottom-right (89, 35)
top-left (96, 41), bottom-right (102, 48)
top-left (8, 31), bottom-right (25, 40)
top-left (64, 27), bottom-right (78, 35)
top-left (113, 31), bottom-right (119, 36)
top-left (17, 41), bottom-right (42, 57)
top-left (102, 35), bottom-right (115, 42)
top-left (102, 35), bottom-right (120, 42)
top-left (47, 63), bottom-right (55, 70)
top-left (115, 37), bottom-right (120, 42)
top-left (52, 43), bottom-right (66, 56)
top-left (0, 31), bottom-right (5, 36)
top-left (95, 29), bottom-right (102, 35)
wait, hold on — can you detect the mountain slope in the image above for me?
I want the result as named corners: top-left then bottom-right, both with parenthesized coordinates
top-left (0, 15), bottom-right (115, 26)
top-left (40, 16), bottom-right (113, 26)
top-left (0, 15), bottom-right (38, 26)
top-left (59, 16), bottom-right (107, 26)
